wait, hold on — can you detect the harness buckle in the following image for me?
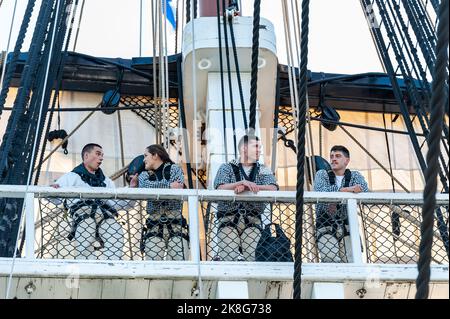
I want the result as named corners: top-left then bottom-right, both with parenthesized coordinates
top-left (159, 215), bottom-right (169, 223)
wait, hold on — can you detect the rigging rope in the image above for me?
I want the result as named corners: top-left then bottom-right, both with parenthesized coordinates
top-left (416, 0), bottom-right (448, 299)
top-left (294, 0), bottom-right (310, 300)
top-left (222, 0), bottom-right (238, 156)
top-left (383, 112), bottom-right (396, 193)
top-left (216, 0), bottom-right (229, 162)
top-left (6, 0), bottom-right (62, 298)
top-left (72, 0), bottom-right (85, 51)
top-left (0, 0), bottom-right (18, 105)
top-left (34, 0), bottom-right (81, 185)
top-left (281, 0), bottom-right (299, 146)
top-left (228, 10), bottom-right (248, 130)
top-left (0, 0), bottom-right (36, 117)
top-left (248, 0), bottom-right (261, 132)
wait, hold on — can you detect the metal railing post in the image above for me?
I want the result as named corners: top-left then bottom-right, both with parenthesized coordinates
top-left (347, 199), bottom-right (363, 264)
top-left (25, 192), bottom-right (35, 259)
top-left (188, 195), bottom-right (200, 261)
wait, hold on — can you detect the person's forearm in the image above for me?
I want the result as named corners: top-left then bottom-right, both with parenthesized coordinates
top-left (217, 182), bottom-right (242, 190)
top-left (258, 184), bottom-right (278, 191)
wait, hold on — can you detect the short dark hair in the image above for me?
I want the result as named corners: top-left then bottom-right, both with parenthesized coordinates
top-left (330, 145), bottom-right (350, 158)
top-left (81, 143), bottom-right (102, 160)
top-left (238, 135), bottom-right (260, 152)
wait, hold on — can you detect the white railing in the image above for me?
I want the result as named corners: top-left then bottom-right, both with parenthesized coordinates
top-left (0, 185), bottom-right (448, 264)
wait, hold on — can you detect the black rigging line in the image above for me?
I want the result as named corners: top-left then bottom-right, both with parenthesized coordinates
top-left (294, 0), bottom-right (310, 300)
top-left (228, 8), bottom-right (248, 130)
top-left (216, 0), bottom-right (229, 162)
top-left (176, 54), bottom-right (194, 189)
top-left (222, 0), bottom-right (237, 157)
top-left (0, 0), bottom-right (37, 117)
top-left (34, 0), bottom-right (79, 186)
top-left (248, 0), bottom-right (261, 132)
top-left (416, 0), bottom-right (448, 299)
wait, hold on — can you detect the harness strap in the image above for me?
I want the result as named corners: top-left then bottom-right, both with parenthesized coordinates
top-left (140, 216), bottom-right (190, 253)
top-left (230, 162), bottom-right (260, 183)
top-left (327, 169), bottom-right (352, 188)
top-left (67, 201), bottom-right (116, 243)
top-left (218, 211), bottom-right (262, 231)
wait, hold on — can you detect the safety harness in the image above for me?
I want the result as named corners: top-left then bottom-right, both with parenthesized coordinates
top-left (66, 165), bottom-right (117, 247)
top-left (317, 169), bottom-right (352, 240)
top-left (140, 163), bottom-right (189, 253)
top-left (66, 199), bottom-right (118, 246)
top-left (217, 162), bottom-right (263, 231)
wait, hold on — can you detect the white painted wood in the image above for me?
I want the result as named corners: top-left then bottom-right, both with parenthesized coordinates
top-left (407, 283), bottom-right (417, 299)
top-left (25, 193), bottom-right (35, 259)
top-left (278, 281), bottom-right (294, 299)
top-left (347, 199), bottom-right (363, 264)
top-left (188, 196), bottom-right (200, 262)
top-left (101, 279), bottom-right (126, 299)
top-left (148, 280), bottom-right (173, 298)
top-left (265, 281), bottom-right (283, 299)
top-left (430, 283), bottom-right (449, 299)
top-left (247, 280), bottom-right (267, 299)
top-left (0, 186), bottom-right (447, 204)
top-left (28, 278), bottom-right (76, 299)
top-left (217, 281), bottom-right (249, 299)
top-left (13, 277), bottom-right (36, 299)
top-left (0, 276), bottom-right (6, 299)
top-left (124, 279), bottom-right (150, 299)
top-left (77, 279), bottom-right (102, 299)
top-left (0, 259), bottom-right (448, 282)
top-left (172, 280), bottom-right (197, 299)
top-left (311, 283), bottom-right (345, 299)
top-left (0, 185), bottom-right (448, 202)
top-left (300, 282), bottom-right (313, 299)
top-left (344, 281), bottom-right (388, 299)
top-left (384, 282), bottom-right (410, 299)
top-left (359, 282), bottom-right (387, 299)
top-left (201, 280), bottom-right (217, 299)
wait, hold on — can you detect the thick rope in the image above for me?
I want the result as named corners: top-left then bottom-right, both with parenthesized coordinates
top-left (248, 0), bottom-right (261, 132)
top-left (6, 0), bottom-right (61, 297)
top-left (0, 0), bottom-right (18, 107)
top-left (34, 0), bottom-right (80, 185)
top-left (0, 0), bottom-right (54, 181)
top-left (294, 0), bottom-right (309, 300)
top-left (416, 0), bottom-right (448, 299)
top-left (0, 0), bottom-right (36, 117)
top-left (186, 0), bottom-right (190, 23)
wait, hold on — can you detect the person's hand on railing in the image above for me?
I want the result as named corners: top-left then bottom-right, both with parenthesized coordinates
top-left (234, 184), bottom-right (246, 194)
top-left (129, 173), bottom-right (139, 188)
top-left (50, 183), bottom-right (60, 189)
top-left (240, 180), bottom-right (259, 193)
top-left (340, 185), bottom-right (363, 193)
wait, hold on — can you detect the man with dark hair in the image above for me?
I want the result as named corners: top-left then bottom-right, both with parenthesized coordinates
top-left (313, 145), bottom-right (369, 263)
top-left (213, 135), bottom-right (279, 261)
top-left (51, 143), bottom-right (128, 260)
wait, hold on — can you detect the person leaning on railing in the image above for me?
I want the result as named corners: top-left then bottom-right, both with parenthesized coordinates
top-left (129, 144), bottom-right (189, 261)
top-left (50, 143), bottom-right (133, 260)
top-left (213, 135), bottom-right (279, 261)
top-left (313, 145), bottom-right (369, 263)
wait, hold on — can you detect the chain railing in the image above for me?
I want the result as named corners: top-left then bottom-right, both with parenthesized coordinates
top-left (0, 186), bottom-right (448, 265)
